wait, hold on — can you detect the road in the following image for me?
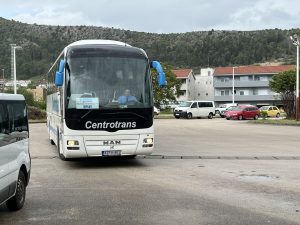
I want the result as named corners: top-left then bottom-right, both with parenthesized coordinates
top-left (0, 119), bottom-right (299, 225)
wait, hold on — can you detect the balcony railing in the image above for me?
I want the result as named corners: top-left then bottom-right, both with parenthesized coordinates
top-left (214, 95), bottom-right (280, 102)
top-left (214, 80), bottom-right (269, 88)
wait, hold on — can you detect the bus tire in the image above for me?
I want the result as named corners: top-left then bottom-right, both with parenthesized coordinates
top-left (6, 171), bottom-right (26, 211)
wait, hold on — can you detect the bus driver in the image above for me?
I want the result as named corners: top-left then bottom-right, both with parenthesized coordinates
top-left (118, 89), bottom-right (137, 105)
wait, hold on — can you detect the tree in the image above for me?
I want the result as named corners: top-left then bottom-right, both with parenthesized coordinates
top-left (269, 70), bottom-right (296, 119)
top-left (151, 63), bottom-right (182, 108)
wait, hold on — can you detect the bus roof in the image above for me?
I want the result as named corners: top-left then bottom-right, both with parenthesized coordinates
top-left (67, 40), bottom-right (131, 48)
top-left (0, 93), bottom-right (25, 101)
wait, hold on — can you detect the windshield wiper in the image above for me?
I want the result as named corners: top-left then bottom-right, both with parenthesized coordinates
top-left (80, 109), bottom-right (94, 119)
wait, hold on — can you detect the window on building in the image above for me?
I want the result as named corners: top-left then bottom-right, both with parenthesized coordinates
top-left (255, 76), bottom-right (260, 81)
top-left (198, 93), bottom-right (200, 96)
top-left (248, 75), bottom-right (253, 81)
top-left (206, 93), bottom-right (208, 96)
top-left (253, 89), bottom-right (258, 95)
top-left (240, 91), bottom-right (245, 96)
top-left (221, 90), bottom-right (225, 96)
top-left (225, 90), bottom-right (230, 96)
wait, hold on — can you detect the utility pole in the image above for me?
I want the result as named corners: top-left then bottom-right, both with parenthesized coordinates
top-left (10, 44), bottom-right (22, 94)
top-left (1, 69), bottom-right (4, 92)
top-left (232, 67), bottom-right (236, 104)
top-left (290, 35), bottom-right (300, 121)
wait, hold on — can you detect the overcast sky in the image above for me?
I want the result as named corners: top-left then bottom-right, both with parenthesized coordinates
top-left (0, 0), bottom-right (300, 33)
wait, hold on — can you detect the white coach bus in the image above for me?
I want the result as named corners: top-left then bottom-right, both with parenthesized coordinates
top-left (46, 40), bottom-right (166, 160)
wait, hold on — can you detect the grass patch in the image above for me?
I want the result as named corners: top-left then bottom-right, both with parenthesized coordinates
top-left (249, 119), bottom-right (300, 126)
top-left (155, 114), bottom-right (174, 119)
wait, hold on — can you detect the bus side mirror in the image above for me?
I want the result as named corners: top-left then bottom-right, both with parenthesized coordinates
top-left (151, 61), bottom-right (167, 87)
top-left (55, 60), bottom-right (65, 86)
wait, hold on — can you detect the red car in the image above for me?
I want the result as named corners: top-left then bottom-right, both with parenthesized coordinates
top-left (225, 105), bottom-right (260, 120)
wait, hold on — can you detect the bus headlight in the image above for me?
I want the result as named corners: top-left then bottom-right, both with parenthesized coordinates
top-left (67, 140), bottom-right (79, 146)
top-left (143, 138), bottom-right (153, 147)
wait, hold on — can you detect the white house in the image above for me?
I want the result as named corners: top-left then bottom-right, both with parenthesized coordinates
top-left (171, 69), bottom-right (196, 102)
top-left (194, 68), bottom-right (214, 101)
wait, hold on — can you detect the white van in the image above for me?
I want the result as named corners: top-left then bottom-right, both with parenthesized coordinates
top-left (0, 94), bottom-right (30, 211)
top-left (173, 101), bottom-right (215, 119)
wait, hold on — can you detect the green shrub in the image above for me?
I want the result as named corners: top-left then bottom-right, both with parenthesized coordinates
top-left (260, 111), bottom-right (268, 120)
top-left (27, 106), bottom-right (46, 120)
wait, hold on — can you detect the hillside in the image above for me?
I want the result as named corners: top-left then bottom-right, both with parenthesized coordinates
top-left (0, 17), bottom-right (299, 79)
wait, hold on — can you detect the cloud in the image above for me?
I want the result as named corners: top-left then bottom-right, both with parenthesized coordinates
top-left (2, 0), bottom-right (300, 33)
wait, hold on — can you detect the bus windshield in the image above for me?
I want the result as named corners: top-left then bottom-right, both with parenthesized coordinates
top-left (65, 47), bottom-right (152, 110)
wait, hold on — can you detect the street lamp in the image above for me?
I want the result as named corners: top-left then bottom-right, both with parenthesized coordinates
top-left (10, 44), bottom-right (22, 94)
top-left (290, 34), bottom-right (300, 121)
top-left (232, 66), bottom-right (237, 104)
top-left (1, 69), bottom-right (4, 92)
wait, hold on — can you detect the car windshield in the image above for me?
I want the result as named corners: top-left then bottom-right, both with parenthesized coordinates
top-left (260, 106), bottom-right (269, 110)
top-left (180, 101), bottom-right (192, 107)
top-left (230, 106), bottom-right (243, 111)
top-left (226, 106), bottom-right (235, 111)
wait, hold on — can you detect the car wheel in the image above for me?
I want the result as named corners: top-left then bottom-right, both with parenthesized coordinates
top-left (208, 113), bottom-right (213, 119)
top-left (276, 113), bottom-right (280, 118)
top-left (6, 171), bottom-right (26, 211)
top-left (254, 114), bottom-right (259, 120)
top-left (238, 115), bottom-right (243, 120)
top-left (221, 115), bottom-right (225, 118)
top-left (187, 113), bottom-right (192, 119)
top-left (215, 110), bottom-right (220, 115)
top-left (226, 117), bottom-right (230, 120)
top-left (175, 116), bottom-right (180, 119)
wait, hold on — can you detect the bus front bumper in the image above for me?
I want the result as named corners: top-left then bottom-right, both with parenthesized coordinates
top-left (62, 134), bottom-right (154, 158)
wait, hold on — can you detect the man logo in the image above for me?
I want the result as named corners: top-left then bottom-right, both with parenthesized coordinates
top-left (103, 140), bottom-right (121, 145)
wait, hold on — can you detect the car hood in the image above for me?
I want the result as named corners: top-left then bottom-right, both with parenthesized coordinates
top-left (226, 110), bottom-right (242, 115)
top-left (174, 107), bottom-right (190, 111)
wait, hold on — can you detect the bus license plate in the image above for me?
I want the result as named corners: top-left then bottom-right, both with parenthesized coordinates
top-left (102, 150), bottom-right (121, 157)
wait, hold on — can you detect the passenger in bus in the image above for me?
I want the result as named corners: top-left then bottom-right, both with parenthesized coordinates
top-left (118, 89), bottom-right (137, 105)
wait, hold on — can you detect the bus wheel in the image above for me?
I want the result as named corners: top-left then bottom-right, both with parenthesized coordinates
top-left (6, 171), bottom-right (26, 211)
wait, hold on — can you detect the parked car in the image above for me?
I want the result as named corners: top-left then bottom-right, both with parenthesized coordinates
top-left (173, 101), bottom-right (215, 119)
top-left (259, 106), bottom-right (280, 118)
top-left (220, 106), bottom-right (236, 118)
top-left (154, 106), bottom-right (160, 115)
top-left (0, 94), bottom-right (31, 211)
top-left (215, 103), bottom-right (238, 116)
top-left (225, 105), bottom-right (260, 120)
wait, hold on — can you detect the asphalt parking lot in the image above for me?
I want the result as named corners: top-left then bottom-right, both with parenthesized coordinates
top-left (0, 119), bottom-right (299, 225)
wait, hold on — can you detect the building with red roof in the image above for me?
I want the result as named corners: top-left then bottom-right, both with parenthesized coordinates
top-left (213, 65), bottom-right (295, 107)
top-left (171, 69), bottom-right (196, 101)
